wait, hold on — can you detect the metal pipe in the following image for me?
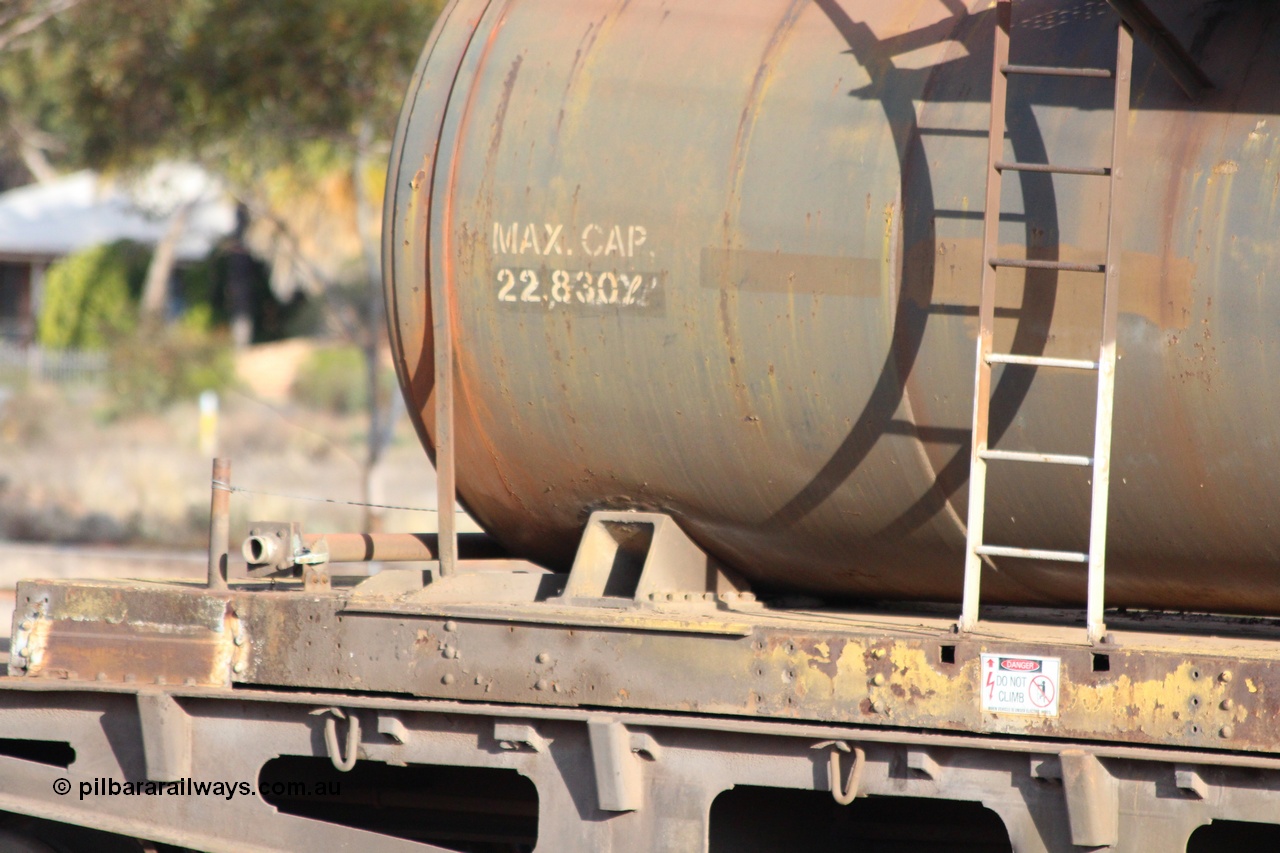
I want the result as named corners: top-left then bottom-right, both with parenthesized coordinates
top-left (305, 532), bottom-right (435, 563)
top-left (208, 459), bottom-right (230, 591)
top-left (299, 532), bottom-right (504, 564)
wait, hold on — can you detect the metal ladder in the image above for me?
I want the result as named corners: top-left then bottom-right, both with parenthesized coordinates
top-left (960, 0), bottom-right (1133, 644)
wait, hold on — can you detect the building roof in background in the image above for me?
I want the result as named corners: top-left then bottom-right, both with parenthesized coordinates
top-left (0, 163), bottom-right (236, 263)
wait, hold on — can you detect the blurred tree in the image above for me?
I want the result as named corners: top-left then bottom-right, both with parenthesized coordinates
top-left (3, 0), bottom-right (432, 171)
top-left (37, 241), bottom-right (148, 349)
top-left (0, 0), bottom-right (83, 54)
top-left (0, 1), bottom-right (84, 185)
top-left (1, 0), bottom-right (440, 529)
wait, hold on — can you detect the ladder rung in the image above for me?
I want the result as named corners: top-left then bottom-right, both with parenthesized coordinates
top-left (986, 353), bottom-right (1099, 370)
top-left (1002, 64), bottom-right (1113, 79)
top-left (978, 448), bottom-right (1093, 467)
top-left (976, 545), bottom-right (1089, 563)
top-left (995, 161), bottom-right (1110, 177)
top-left (990, 258), bottom-right (1106, 273)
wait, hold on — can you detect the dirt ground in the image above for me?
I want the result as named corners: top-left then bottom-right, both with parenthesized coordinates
top-left (0, 340), bottom-right (480, 623)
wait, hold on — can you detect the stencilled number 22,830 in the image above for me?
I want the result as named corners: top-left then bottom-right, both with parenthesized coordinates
top-left (496, 267), bottom-right (660, 309)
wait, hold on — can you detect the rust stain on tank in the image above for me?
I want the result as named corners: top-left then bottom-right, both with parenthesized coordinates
top-left (485, 53), bottom-right (525, 180)
top-left (719, 0), bottom-right (809, 416)
top-left (555, 23), bottom-right (600, 136)
top-left (556, 0), bottom-right (637, 139)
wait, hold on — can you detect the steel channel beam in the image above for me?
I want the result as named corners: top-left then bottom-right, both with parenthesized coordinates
top-left (0, 683), bottom-right (1276, 851)
top-left (12, 579), bottom-right (1280, 756)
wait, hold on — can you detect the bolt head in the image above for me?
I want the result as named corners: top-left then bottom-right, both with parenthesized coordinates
top-left (1220, 670), bottom-right (1234, 683)
top-left (232, 661), bottom-right (246, 674)
top-left (442, 673), bottom-right (455, 685)
top-left (444, 621), bottom-right (457, 632)
top-left (535, 679), bottom-right (549, 691)
top-left (1221, 698), bottom-right (1235, 711)
top-left (872, 673), bottom-right (886, 687)
top-left (1220, 725), bottom-right (1235, 738)
top-left (536, 652), bottom-right (550, 664)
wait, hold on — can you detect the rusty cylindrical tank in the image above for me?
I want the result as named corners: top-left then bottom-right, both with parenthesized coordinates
top-left (384, 0), bottom-right (1280, 612)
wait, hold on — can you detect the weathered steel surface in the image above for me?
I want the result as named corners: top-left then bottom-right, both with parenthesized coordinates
top-left (6, 678), bottom-right (1280, 851)
top-left (11, 581), bottom-right (244, 687)
top-left (385, 0), bottom-right (1280, 612)
top-left (16, 578), bottom-right (1280, 756)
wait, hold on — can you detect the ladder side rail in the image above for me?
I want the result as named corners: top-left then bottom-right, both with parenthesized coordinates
top-left (1085, 21), bottom-right (1134, 644)
top-left (960, 0), bottom-right (1013, 634)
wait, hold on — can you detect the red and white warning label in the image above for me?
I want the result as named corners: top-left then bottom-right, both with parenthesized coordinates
top-left (980, 654), bottom-right (1061, 716)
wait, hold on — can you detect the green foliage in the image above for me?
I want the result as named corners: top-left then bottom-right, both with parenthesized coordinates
top-left (1, 0), bottom-right (440, 176)
top-left (104, 321), bottom-right (235, 415)
top-left (291, 345), bottom-right (367, 414)
top-left (179, 302), bottom-right (217, 334)
top-left (37, 241), bottom-right (149, 349)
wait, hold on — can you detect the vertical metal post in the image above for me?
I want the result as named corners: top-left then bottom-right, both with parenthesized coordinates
top-left (1086, 22), bottom-right (1133, 645)
top-left (434, 268), bottom-right (457, 579)
top-left (208, 458), bottom-right (230, 591)
top-left (960, 0), bottom-right (1011, 634)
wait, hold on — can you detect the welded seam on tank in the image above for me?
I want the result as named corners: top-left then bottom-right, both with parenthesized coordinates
top-left (845, 4), bottom-right (1013, 590)
top-left (860, 9), bottom-right (1068, 558)
top-left (553, 0), bottom-right (634, 140)
top-left (764, 0), bottom-right (956, 538)
top-left (1182, 18), bottom-right (1280, 545)
top-left (386, 0), bottom-right (493, 468)
top-left (759, 1), bottom-right (1070, 602)
top-left (440, 0), bottom-right (532, 510)
top-left (885, 4), bottom-right (973, 556)
top-left (717, 0), bottom-right (810, 432)
top-left (420, 0), bottom-right (508, 526)
top-left (1142, 44), bottom-right (1238, 552)
top-left (768, 1), bottom-right (1070, 563)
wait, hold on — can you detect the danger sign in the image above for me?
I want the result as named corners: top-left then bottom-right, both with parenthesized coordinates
top-left (980, 654), bottom-right (1061, 716)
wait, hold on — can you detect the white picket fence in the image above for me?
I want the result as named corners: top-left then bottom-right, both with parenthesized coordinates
top-left (0, 343), bottom-right (108, 385)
